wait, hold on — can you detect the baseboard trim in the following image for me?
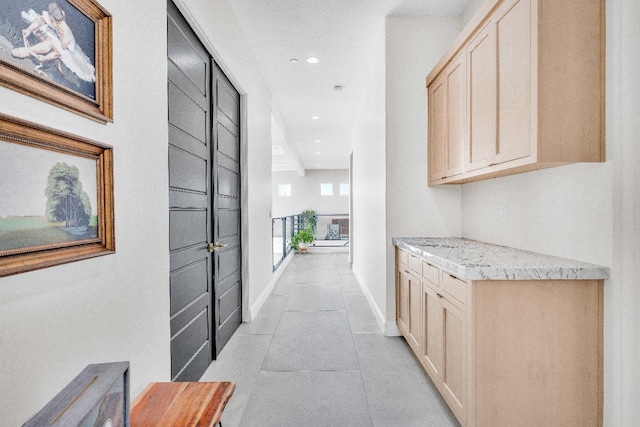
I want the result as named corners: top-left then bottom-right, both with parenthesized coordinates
top-left (384, 321), bottom-right (401, 336)
top-left (352, 268), bottom-right (400, 336)
top-left (248, 251), bottom-right (294, 321)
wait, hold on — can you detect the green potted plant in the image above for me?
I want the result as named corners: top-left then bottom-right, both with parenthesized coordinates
top-left (291, 227), bottom-right (315, 251)
top-left (301, 209), bottom-right (317, 233)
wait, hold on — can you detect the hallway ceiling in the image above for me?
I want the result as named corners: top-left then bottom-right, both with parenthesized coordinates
top-left (228, 0), bottom-right (470, 172)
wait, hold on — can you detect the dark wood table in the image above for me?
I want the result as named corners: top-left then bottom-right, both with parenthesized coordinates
top-left (130, 382), bottom-right (235, 426)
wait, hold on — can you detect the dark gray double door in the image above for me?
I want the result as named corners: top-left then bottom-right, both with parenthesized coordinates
top-left (167, 2), bottom-right (242, 382)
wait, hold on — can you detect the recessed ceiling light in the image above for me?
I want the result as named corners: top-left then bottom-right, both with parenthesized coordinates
top-left (315, 152), bottom-right (321, 155)
top-left (312, 116), bottom-right (320, 120)
top-left (290, 58), bottom-right (298, 63)
top-left (306, 56), bottom-right (319, 64)
top-left (333, 85), bottom-right (343, 91)
top-left (314, 140), bottom-right (320, 143)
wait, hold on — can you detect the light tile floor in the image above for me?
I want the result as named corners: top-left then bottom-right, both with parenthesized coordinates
top-left (200, 252), bottom-right (459, 427)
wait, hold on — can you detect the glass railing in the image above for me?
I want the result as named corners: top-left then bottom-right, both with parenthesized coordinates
top-left (272, 213), bottom-right (350, 271)
top-left (272, 215), bottom-right (298, 271)
top-left (308, 213), bottom-right (350, 247)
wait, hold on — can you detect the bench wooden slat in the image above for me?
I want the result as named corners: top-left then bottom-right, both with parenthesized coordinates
top-left (131, 382), bottom-right (235, 426)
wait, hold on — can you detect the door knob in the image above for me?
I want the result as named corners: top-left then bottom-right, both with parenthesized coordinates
top-left (207, 242), bottom-right (226, 252)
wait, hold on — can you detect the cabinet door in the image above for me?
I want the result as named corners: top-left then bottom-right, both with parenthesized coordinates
top-left (397, 269), bottom-right (410, 336)
top-left (421, 282), bottom-right (442, 382)
top-left (406, 272), bottom-right (423, 353)
top-left (441, 298), bottom-right (467, 424)
top-left (428, 76), bottom-right (447, 183)
top-left (466, 23), bottom-right (497, 172)
top-left (495, 0), bottom-right (532, 164)
top-left (445, 54), bottom-right (466, 177)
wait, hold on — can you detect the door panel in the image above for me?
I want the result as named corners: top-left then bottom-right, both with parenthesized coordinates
top-left (169, 210), bottom-right (207, 250)
top-left (219, 210), bottom-right (239, 238)
top-left (168, 146), bottom-right (208, 193)
top-left (496, 0), bottom-right (532, 163)
top-left (446, 54), bottom-right (465, 177)
top-left (467, 24), bottom-right (497, 171)
top-left (170, 260), bottom-right (208, 314)
top-left (428, 77), bottom-right (446, 183)
top-left (407, 272), bottom-right (422, 352)
top-left (397, 270), bottom-right (410, 336)
top-left (441, 298), bottom-right (467, 423)
top-left (212, 63), bottom-right (242, 356)
top-left (168, 1), bottom-right (212, 382)
top-left (170, 307), bottom-right (209, 379)
top-left (167, 20), bottom-right (207, 94)
top-left (422, 282), bottom-right (442, 381)
top-left (217, 166), bottom-right (239, 199)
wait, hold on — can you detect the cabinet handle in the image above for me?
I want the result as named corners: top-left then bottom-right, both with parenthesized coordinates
top-left (441, 176), bottom-right (447, 180)
top-left (405, 270), bottom-right (410, 274)
top-left (436, 293), bottom-right (443, 299)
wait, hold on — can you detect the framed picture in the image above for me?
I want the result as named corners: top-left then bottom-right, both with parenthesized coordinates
top-left (23, 362), bottom-right (130, 427)
top-left (0, 0), bottom-right (112, 124)
top-left (0, 113), bottom-right (114, 277)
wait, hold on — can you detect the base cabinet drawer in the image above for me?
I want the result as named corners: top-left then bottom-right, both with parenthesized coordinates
top-left (442, 272), bottom-right (469, 306)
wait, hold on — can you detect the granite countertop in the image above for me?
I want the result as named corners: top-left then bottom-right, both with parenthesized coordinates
top-left (393, 237), bottom-right (610, 281)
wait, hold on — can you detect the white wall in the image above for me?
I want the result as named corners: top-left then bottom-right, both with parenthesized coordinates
top-left (461, 0), bottom-right (485, 26)
top-left (605, 0), bottom-right (640, 424)
top-left (350, 23), bottom-right (389, 332)
top-left (458, 0), bottom-right (640, 424)
top-left (384, 16), bottom-right (463, 327)
top-left (272, 170), bottom-right (350, 217)
top-left (0, 0), bottom-right (274, 424)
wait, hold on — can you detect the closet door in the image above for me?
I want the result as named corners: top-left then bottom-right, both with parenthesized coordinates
top-left (168, 0), bottom-right (213, 381)
top-left (212, 63), bottom-right (242, 357)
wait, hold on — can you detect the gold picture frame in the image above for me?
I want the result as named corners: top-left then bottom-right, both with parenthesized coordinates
top-left (0, 113), bottom-right (115, 277)
top-left (0, 0), bottom-right (112, 123)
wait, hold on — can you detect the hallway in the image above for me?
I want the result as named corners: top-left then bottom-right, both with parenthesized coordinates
top-left (201, 252), bottom-right (459, 426)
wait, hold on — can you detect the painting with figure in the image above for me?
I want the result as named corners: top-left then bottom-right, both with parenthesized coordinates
top-left (0, 0), bottom-right (96, 99)
top-left (0, 140), bottom-right (98, 255)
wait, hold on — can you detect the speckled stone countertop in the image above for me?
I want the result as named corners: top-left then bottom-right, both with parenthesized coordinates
top-left (393, 237), bottom-right (610, 281)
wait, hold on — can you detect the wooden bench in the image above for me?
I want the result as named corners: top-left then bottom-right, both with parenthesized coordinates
top-left (130, 382), bottom-right (235, 427)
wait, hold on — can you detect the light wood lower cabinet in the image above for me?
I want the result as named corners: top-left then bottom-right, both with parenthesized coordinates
top-left (395, 248), bottom-right (603, 427)
top-left (397, 260), bottom-right (423, 355)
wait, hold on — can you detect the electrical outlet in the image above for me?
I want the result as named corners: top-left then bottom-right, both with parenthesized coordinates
top-left (500, 204), bottom-right (508, 222)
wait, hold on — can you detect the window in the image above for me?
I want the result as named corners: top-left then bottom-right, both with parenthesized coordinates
top-left (320, 183), bottom-right (333, 196)
top-left (278, 184), bottom-right (291, 197)
top-left (339, 183), bottom-right (349, 196)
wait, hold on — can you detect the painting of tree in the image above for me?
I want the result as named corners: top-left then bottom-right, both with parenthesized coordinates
top-left (45, 162), bottom-right (92, 228)
top-left (0, 113), bottom-right (114, 277)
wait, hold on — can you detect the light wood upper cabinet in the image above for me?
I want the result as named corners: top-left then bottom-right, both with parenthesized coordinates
top-left (494, 0), bottom-right (532, 164)
top-left (428, 77), bottom-right (447, 183)
top-left (466, 23), bottom-right (496, 172)
top-left (427, 0), bottom-right (605, 185)
top-left (445, 55), bottom-right (465, 177)
top-left (428, 53), bottom-right (466, 184)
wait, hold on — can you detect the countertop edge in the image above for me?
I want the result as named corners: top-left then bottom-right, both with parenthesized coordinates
top-left (393, 237), bottom-right (610, 281)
